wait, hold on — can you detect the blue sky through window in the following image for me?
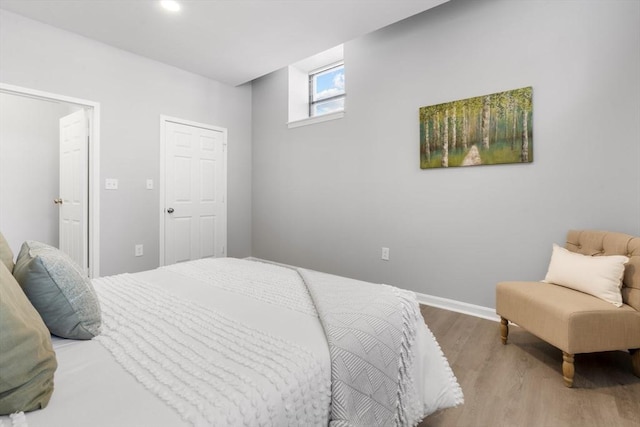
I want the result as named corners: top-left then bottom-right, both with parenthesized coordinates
top-left (311, 64), bottom-right (345, 116)
top-left (313, 65), bottom-right (345, 101)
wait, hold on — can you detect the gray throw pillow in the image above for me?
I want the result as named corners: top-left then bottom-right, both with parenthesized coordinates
top-left (0, 232), bottom-right (14, 272)
top-left (0, 262), bottom-right (57, 414)
top-left (13, 241), bottom-right (102, 340)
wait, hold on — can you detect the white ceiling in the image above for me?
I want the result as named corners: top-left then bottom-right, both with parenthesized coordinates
top-left (0, 0), bottom-right (449, 87)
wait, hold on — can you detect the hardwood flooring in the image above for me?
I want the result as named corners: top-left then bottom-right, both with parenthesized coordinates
top-left (417, 305), bottom-right (640, 427)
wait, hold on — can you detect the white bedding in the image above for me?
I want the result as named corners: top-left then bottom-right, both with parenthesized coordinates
top-left (3, 258), bottom-right (462, 426)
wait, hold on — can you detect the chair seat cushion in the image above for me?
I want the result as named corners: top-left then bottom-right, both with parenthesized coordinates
top-left (496, 281), bottom-right (640, 354)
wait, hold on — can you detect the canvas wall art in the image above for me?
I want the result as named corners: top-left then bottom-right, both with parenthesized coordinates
top-left (419, 86), bottom-right (533, 169)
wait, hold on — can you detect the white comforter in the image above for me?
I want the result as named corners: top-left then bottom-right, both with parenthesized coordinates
top-left (4, 258), bottom-right (462, 427)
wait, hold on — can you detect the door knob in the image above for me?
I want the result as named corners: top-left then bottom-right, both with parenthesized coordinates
top-left (53, 198), bottom-right (63, 205)
top-left (167, 208), bottom-right (174, 214)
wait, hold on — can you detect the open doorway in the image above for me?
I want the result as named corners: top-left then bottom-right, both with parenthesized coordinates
top-left (0, 83), bottom-right (100, 277)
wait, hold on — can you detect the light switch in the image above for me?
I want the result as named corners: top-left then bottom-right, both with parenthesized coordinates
top-left (146, 179), bottom-right (154, 190)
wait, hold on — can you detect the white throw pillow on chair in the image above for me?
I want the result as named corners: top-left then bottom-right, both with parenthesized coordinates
top-left (543, 244), bottom-right (628, 307)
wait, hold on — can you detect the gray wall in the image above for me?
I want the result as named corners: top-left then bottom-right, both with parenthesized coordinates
top-left (0, 93), bottom-right (77, 253)
top-left (252, 0), bottom-right (640, 308)
top-left (0, 10), bottom-right (253, 276)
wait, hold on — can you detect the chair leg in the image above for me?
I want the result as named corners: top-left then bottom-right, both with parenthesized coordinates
top-left (562, 352), bottom-right (574, 388)
top-left (631, 349), bottom-right (640, 377)
top-left (500, 317), bottom-right (509, 345)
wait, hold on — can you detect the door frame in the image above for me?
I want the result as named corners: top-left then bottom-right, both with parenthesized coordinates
top-left (0, 82), bottom-right (101, 278)
top-left (159, 115), bottom-right (228, 267)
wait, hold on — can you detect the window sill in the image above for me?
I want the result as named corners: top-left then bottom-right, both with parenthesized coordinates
top-left (287, 111), bottom-right (345, 129)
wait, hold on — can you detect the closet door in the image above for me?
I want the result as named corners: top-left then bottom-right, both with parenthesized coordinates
top-left (162, 118), bottom-right (227, 265)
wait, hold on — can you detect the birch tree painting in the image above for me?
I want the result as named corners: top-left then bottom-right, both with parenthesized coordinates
top-left (419, 87), bottom-right (533, 169)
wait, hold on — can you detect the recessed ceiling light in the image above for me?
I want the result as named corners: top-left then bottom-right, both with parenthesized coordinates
top-left (160, 0), bottom-right (181, 13)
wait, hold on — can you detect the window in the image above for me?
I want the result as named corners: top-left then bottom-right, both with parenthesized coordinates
top-left (288, 44), bottom-right (344, 128)
top-left (309, 63), bottom-right (345, 117)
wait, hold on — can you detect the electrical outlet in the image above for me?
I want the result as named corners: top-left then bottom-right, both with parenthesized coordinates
top-left (105, 178), bottom-right (118, 190)
top-left (135, 244), bottom-right (143, 257)
top-left (381, 247), bottom-right (390, 261)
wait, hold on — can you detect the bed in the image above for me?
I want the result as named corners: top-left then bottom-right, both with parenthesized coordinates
top-left (0, 237), bottom-right (463, 427)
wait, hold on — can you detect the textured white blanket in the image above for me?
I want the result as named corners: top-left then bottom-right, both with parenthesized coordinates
top-left (298, 268), bottom-right (427, 427)
top-left (93, 270), bottom-right (331, 427)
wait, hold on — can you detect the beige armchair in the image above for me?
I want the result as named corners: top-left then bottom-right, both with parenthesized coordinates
top-left (496, 230), bottom-right (640, 387)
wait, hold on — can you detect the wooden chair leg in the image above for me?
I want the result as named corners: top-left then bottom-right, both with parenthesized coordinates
top-left (500, 317), bottom-right (509, 345)
top-left (631, 349), bottom-right (640, 377)
top-left (562, 352), bottom-right (574, 387)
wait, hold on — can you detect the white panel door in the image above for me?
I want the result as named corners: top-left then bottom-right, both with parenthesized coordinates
top-left (164, 120), bottom-right (226, 265)
top-left (59, 109), bottom-right (88, 273)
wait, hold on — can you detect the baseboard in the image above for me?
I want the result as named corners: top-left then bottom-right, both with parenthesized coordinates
top-left (416, 292), bottom-right (500, 322)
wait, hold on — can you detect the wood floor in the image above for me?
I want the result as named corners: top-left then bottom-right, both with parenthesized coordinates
top-left (417, 305), bottom-right (640, 427)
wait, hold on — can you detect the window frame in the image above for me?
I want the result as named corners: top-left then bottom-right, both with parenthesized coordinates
top-left (287, 44), bottom-right (345, 128)
top-left (308, 62), bottom-right (345, 118)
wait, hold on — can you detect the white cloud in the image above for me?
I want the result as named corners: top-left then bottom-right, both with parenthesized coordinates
top-left (316, 87), bottom-right (343, 100)
top-left (314, 98), bottom-right (345, 115)
top-left (333, 72), bottom-right (345, 91)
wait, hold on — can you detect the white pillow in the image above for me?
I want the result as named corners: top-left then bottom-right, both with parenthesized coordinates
top-left (543, 244), bottom-right (628, 307)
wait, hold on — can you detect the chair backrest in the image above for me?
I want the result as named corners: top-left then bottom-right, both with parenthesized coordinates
top-left (565, 230), bottom-right (640, 311)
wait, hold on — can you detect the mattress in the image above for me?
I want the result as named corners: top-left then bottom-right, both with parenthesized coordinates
top-left (1, 258), bottom-right (462, 426)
